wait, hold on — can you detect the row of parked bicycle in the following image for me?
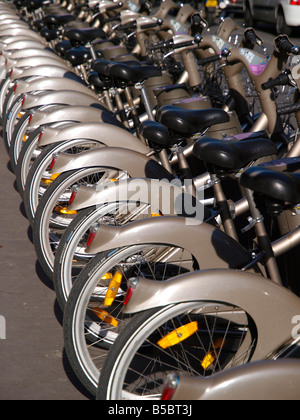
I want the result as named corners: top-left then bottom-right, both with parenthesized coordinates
top-left (2, 0), bottom-right (300, 400)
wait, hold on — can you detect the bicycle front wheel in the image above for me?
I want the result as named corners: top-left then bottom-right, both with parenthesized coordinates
top-left (97, 301), bottom-right (257, 400)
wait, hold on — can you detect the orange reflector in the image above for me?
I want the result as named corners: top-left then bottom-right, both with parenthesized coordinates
top-left (92, 308), bottom-right (119, 327)
top-left (54, 206), bottom-right (77, 215)
top-left (201, 338), bottom-right (225, 370)
top-left (104, 271), bottom-right (123, 307)
top-left (41, 173), bottom-right (61, 186)
top-left (151, 212), bottom-right (163, 217)
top-left (157, 321), bottom-right (198, 349)
top-left (22, 134), bottom-right (28, 143)
top-left (110, 178), bottom-right (118, 182)
top-left (102, 273), bottom-right (113, 280)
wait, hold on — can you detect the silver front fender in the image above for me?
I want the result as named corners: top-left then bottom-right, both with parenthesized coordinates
top-left (123, 269), bottom-right (300, 362)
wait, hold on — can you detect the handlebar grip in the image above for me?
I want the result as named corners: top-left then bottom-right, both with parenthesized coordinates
top-left (261, 72), bottom-right (291, 90)
top-left (244, 28), bottom-right (263, 46)
top-left (106, 1), bottom-right (123, 12)
top-left (118, 21), bottom-right (137, 31)
top-left (173, 40), bottom-right (195, 49)
top-left (275, 35), bottom-right (300, 55)
top-left (198, 54), bottom-right (221, 66)
top-left (150, 39), bottom-right (173, 51)
top-left (277, 103), bottom-right (300, 116)
top-left (140, 21), bottom-right (162, 30)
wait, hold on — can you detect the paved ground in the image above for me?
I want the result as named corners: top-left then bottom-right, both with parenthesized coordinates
top-left (0, 134), bottom-right (89, 400)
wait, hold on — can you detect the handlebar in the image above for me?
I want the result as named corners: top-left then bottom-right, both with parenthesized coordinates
top-left (275, 35), bottom-right (300, 55)
top-left (261, 71), bottom-right (293, 90)
top-left (118, 21), bottom-right (137, 31)
top-left (198, 54), bottom-right (222, 66)
top-left (150, 35), bottom-right (202, 52)
top-left (244, 28), bottom-right (263, 47)
top-left (140, 18), bottom-right (163, 31)
top-left (105, 1), bottom-right (123, 12)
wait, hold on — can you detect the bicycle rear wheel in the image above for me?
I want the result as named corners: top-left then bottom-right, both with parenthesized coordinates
top-left (97, 301), bottom-right (257, 400)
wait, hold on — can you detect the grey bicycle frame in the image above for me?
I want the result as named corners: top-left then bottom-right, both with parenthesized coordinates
top-left (123, 269), bottom-right (300, 363)
top-left (171, 360), bottom-right (300, 400)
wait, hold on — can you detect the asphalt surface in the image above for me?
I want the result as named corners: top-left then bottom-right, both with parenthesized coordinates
top-left (0, 135), bottom-right (89, 400)
top-left (0, 15), bottom-right (299, 401)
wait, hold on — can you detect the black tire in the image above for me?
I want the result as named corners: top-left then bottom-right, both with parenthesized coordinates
top-left (244, 3), bottom-right (256, 28)
top-left (9, 110), bottom-right (33, 176)
top-left (53, 206), bottom-right (97, 311)
top-left (276, 9), bottom-right (292, 36)
top-left (15, 127), bottom-right (44, 201)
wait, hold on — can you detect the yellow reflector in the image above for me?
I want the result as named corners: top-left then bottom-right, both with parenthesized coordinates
top-left (54, 206), bottom-right (77, 215)
top-left (151, 213), bottom-right (163, 217)
top-left (110, 178), bottom-right (118, 182)
top-left (92, 308), bottom-right (119, 327)
top-left (104, 271), bottom-right (123, 306)
top-left (50, 173), bottom-right (61, 181)
top-left (18, 112), bottom-right (25, 118)
top-left (41, 173), bottom-right (61, 186)
top-left (201, 338), bottom-right (225, 370)
top-left (206, 0), bottom-right (218, 7)
top-left (157, 321), bottom-right (198, 349)
top-left (102, 272), bottom-right (113, 280)
top-left (22, 135), bottom-right (28, 143)
top-left (41, 178), bottom-right (53, 186)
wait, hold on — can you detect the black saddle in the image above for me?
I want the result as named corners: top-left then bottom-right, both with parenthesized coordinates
top-left (156, 106), bottom-right (230, 136)
top-left (40, 27), bottom-right (62, 42)
top-left (55, 40), bottom-right (72, 57)
top-left (107, 62), bottom-right (162, 85)
top-left (139, 121), bottom-right (174, 150)
top-left (65, 47), bottom-right (102, 66)
top-left (44, 14), bottom-right (75, 28)
top-left (240, 167), bottom-right (300, 205)
top-left (193, 137), bottom-right (277, 172)
top-left (65, 28), bottom-right (107, 46)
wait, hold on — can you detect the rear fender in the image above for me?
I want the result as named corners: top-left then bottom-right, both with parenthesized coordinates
top-left (123, 269), bottom-right (300, 362)
top-left (12, 65), bottom-right (72, 82)
top-left (173, 360), bottom-right (300, 400)
top-left (2, 39), bottom-right (46, 50)
top-left (39, 123), bottom-right (149, 154)
top-left (86, 215), bottom-right (253, 270)
top-left (14, 77), bottom-right (94, 98)
top-left (51, 148), bottom-right (166, 178)
top-left (29, 106), bottom-right (116, 129)
top-left (22, 90), bottom-right (104, 111)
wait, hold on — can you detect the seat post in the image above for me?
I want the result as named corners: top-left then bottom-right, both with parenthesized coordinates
top-left (244, 187), bottom-right (283, 285)
top-left (210, 173), bottom-right (239, 242)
